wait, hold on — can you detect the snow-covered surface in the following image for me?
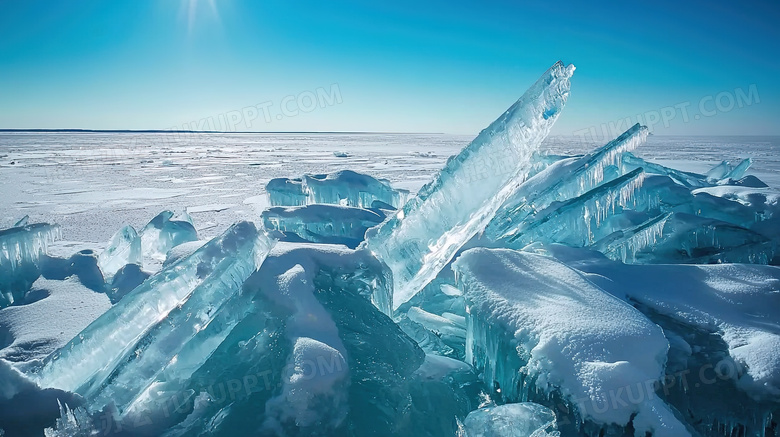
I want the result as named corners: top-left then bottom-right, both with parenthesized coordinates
top-left (248, 243), bottom-right (359, 432)
top-left (547, 245), bottom-right (780, 401)
top-left (453, 248), bottom-right (691, 435)
top-left (1, 133), bottom-right (778, 243)
top-left (692, 184), bottom-right (780, 222)
top-left (0, 277), bottom-right (110, 363)
top-left (1, 131), bottom-right (778, 435)
top-left (258, 241), bottom-right (393, 316)
top-left (0, 132), bottom-right (473, 243)
top-left (0, 129), bottom-right (778, 436)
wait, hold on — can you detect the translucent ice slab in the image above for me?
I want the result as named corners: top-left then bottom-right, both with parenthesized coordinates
top-left (139, 210), bottom-right (198, 261)
top-left (0, 222), bottom-right (61, 307)
top-left (261, 204), bottom-right (385, 248)
top-left (460, 403), bottom-right (559, 437)
top-left (364, 61), bottom-right (575, 310)
top-left (97, 225), bottom-right (141, 280)
top-left (35, 222), bottom-right (273, 395)
top-left (267, 170), bottom-right (409, 209)
top-left (487, 124), bottom-right (648, 242)
top-left (0, 223), bottom-right (61, 274)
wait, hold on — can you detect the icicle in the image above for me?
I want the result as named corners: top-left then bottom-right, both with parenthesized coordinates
top-left (0, 223), bottom-right (61, 273)
top-left (43, 400), bottom-right (98, 436)
top-left (597, 212), bottom-right (671, 263)
top-left (586, 125), bottom-right (648, 191)
top-left (487, 124), bottom-right (649, 242)
top-left (505, 168), bottom-right (647, 247)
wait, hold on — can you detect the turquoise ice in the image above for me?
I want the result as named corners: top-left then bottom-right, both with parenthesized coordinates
top-left (97, 225), bottom-right (142, 279)
top-left (34, 222), bottom-right (274, 395)
top-left (364, 61), bottom-right (575, 310)
top-left (267, 170), bottom-right (409, 209)
top-left (0, 222), bottom-right (61, 308)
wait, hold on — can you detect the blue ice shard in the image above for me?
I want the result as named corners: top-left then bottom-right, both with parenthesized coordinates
top-left (720, 157), bottom-right (752, 182)
top-left (706, 160), bottom-right (732, 183)
top-left (398, 316), bottom-right (460, 358)
top-left (460, 403), bottom-right (559, 437)
top-left (592, 212), bottom-right (672, 263)
top-left (97, 225), bottom-right (142, 280)
top-left (622, 152), bottom-right (710, 188)
top-left (486, 124), bottom-right (648, 242)
top-left (706, 158), bottom-right (753, 185)
top-left (139, 210), bottom-right (198, 261)
top-left (44, 401), bottom-right (96, 437)
top-left (304, 170), bottom-right (409, 208)
top-left (111, 244), bottom-right (404, 436)
top-left (0, 223), bottom-right (61, 273)
top-left (638, 213), bottom-right (776, 264)
top-left (267, 170), bottom-right (409, 209)
top-left (364, 61), bottom-right (575, 309)
top-left (500, 168), bottom-right (647, 248)
top-left (34, 222), bottom-right (274, 395)
top-left (399, 306), bottom-right (467, 359)
top-left (84, 230), bottom-right (276, 416)
top-left (261, 204), bottom-right (385, 248)
top-left (266, 177), bottom-right (308, 206)
top-left (13, 215), bottom-right (30, 227)
top-left (0, 222), bottom-right (61, 308)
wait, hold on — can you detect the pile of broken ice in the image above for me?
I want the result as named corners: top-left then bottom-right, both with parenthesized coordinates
top-left (1, 61), bottom-right (779, 437)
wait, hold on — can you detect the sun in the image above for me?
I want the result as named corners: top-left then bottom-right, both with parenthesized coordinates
top-left (182, 0), bottom-right (221, 33)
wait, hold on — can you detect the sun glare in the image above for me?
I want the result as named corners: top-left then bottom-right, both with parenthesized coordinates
top-left (182, 0), bottom-right (221, 33)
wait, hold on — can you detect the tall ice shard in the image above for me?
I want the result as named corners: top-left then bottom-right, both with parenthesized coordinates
top-left (34, 222), bottom-right (275, 395)
top-left (363, 61), bottom-right (575, 309)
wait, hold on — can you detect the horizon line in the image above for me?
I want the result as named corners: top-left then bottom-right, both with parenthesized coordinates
top-left (0, 129), bottom-right (778, 137)
top-left (0, 128), bottom-right (448, 135)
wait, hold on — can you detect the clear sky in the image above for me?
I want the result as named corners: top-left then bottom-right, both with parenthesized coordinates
top-left (1, 0), bottom-right (778, 136)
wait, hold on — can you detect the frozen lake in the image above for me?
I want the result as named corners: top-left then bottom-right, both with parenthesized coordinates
top-left (1, 132), bottom-right (778, 242)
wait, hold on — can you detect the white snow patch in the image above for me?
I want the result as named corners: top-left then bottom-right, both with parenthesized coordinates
top-left (553, 246), bottom-right (780, 401)
top-left (0, 277), bottom-right (111, 363)
top-left (453, 248), bottom-right (689, 435)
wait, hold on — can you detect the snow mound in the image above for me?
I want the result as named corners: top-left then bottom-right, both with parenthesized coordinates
top-left (0, 277), bottom-right (110, 363)
top-left (453, 248), bottom-right (690, 436)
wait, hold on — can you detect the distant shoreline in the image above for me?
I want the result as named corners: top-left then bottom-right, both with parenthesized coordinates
top-left (0, 129), bottom-right (445, 135)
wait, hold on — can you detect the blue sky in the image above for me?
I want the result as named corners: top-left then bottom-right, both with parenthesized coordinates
top-left (0, 0), bottom-right (778, 136)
